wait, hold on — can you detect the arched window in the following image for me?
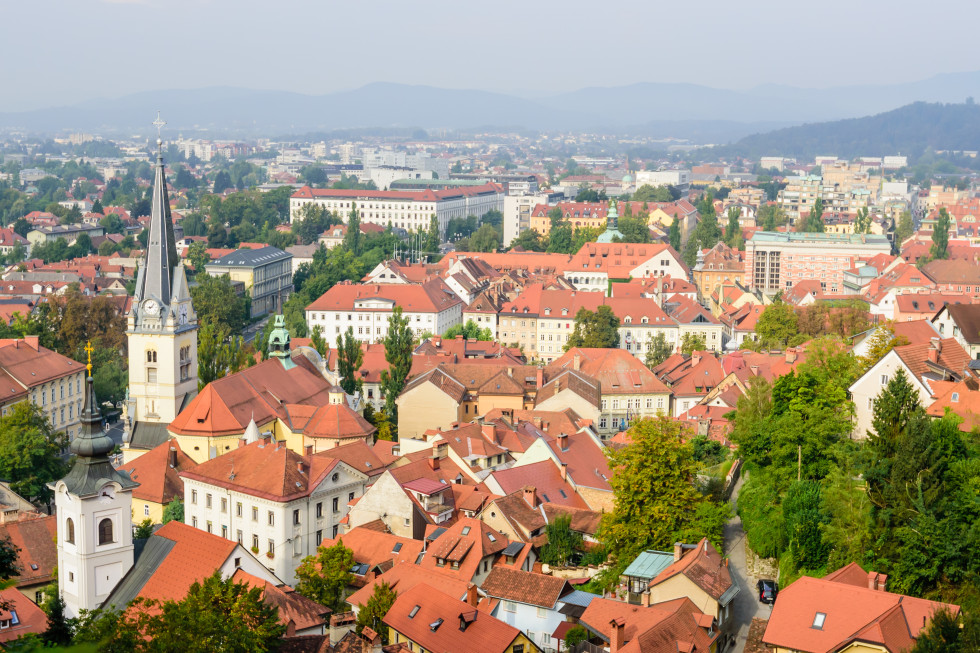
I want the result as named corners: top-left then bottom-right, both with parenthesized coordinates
top-left (65, 518), bottom-right (75, 544)
top-left (146, 350), bottom-right (157, 363)
top-left (98, 518), bottom-right (114, 545)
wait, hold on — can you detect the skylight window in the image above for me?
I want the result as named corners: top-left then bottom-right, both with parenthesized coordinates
top-left (409, 605), bottom-right (421, 619)
top-left (951, 392), bottom-right (960, 403)
top-left (487, 533), bottom-right (496, 542)
top-left (812, 612), bottom-right (826, 630)
top-left (392, 543), bottom-right (403, 553)
top-left (461, 526), bottom-right (471, 535)
top-left (430, 618), bottom-right (444, 631)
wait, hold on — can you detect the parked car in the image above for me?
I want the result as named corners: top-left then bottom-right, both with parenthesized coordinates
top-left (757, 579), bottom-right (778, 604)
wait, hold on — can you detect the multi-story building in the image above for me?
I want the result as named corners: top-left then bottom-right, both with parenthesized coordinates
top-left (745, 231), bottom-right (891, 295)
top-left (27, 224), bottom-right (105, 248)
top-left (289, 183), bottom-right (504, 237)
top-left (560, 242), bottom-right (688, 295)
top-left (635, 169), bottom-right (690, 193)
top-left (305, 279), bottom-right (463, 344)
top-left (179, 438), bottom-right (368, 585)
top-left (0, 337), bottom-right (87, 443)
top-left (204, 246), bottom-right (293, 318)
top-left (692, 242), bottom-right (747, 301)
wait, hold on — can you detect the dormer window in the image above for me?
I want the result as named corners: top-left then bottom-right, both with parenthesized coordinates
top-left (951, 392), bottom-right (960, 403)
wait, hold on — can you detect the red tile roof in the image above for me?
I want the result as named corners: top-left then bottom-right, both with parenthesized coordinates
top-left (580, 596), bottom-right (716, 653)
top-left (0, 587), bottom-right (47, 643)
top-left (0, 515), bottom-right (57, 588)
top-left (345, 562), bottom-right (472, 610)
top-left (383, 583), bottom-right (524, 653)
top-left (649, 539), bottom-right (734, 602)
top-left (119, 439), bottom-right (195, 505)
top-left (232, 569), bottom-right (331, 634)
top-left (479, 567), bottom-right (571, 608)
top-left (549, 347), bottom-right (669, 395)
top-left (179, 439), bottom-right (342, 502)
top-left (320, 527), bottom-right (424, 572)
top-left (306, 279), bottom-right (462, 314)
top-left (419, 517), bottom-right (509, 582)
top-left (926, 377), bottom-right (980, 431)
top-left (136, 521), bottom-right (239, 603)
top-left (488, 460), bottom-right (589, 509)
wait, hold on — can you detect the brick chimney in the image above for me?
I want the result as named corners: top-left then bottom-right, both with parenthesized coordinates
top-left (573, 354), bottom-right (581, 371)
top-left (877, 573), bottom-right (888, 592)
top-left (641, 591), bottom-right (651, 607)
top-left (532, 416), bottom-right (542, 429)
top-left (168, 446), bottom-right (177, 468)
top-left (428, 456), bottom-right (440, 471)
top-left (560, 462), bottom-right (568, 481)
top-left (674, 542), bottom-right (684, 562)
top-left (482, 424), bottom-right (495, 441)
top-left (785, 349), bottom-right (797, 364)
top-left (868, 571), bottom-right (879, 590)
top-left (466, 583), bottom-right (479, 607)
top-left (610, 617), bottom-right (626, 653)
top-left (536, 368), bottom-right (543, 388)
top-left (24, 335), bottom-right (39, 351)
top-left (557, 434), bottom-right (569, 452)
top-left (433, 335), bottom-right (441, 347)
top-left (523, 486), bottom-right (538, 508)
top-left (691, 352), bottom-right (701, 366)
top-left (305, 444), bottom-right (313, 457)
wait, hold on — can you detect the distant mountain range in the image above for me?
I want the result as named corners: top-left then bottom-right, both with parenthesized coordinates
top-left (714, 101), bottom-right (980, 161)
top-left (1, 72), bottom-right (979, 142)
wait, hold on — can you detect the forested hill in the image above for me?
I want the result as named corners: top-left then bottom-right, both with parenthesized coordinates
top-left (714, 101), bottom-right (980, 161)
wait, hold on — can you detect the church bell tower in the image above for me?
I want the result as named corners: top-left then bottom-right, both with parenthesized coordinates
top-left (123, 115), bottom-right (198, 456)
top-left (50, 345), bottom-right (140, 619)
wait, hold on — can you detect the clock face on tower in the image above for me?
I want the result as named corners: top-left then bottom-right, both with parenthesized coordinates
top-left (142, 299), bottom-right (160, 316)
top-left (178, 304), bottom-right (188, 325)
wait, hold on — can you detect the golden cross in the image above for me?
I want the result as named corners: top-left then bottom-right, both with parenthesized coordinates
top-left (84, 340), bottom-right (93, 374)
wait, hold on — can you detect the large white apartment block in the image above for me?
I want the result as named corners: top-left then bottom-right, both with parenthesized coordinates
top-left (745, 231), bottom-right (891, 295)
top-left (306, 279), bottom-right (464, 344)
top-left (180, 439), bottom-right (368, 585)
top-left (289, 184), bottom-right (503, 237)
top-left (560, 243), bottom-right (689, 295)
top-left (635, 169), bottom-right (690, 191)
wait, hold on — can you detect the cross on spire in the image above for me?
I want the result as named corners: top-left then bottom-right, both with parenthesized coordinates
top-left (152, 111), bottom-right (166, 153)
top-left (84, 340), bottom-right (94, 375)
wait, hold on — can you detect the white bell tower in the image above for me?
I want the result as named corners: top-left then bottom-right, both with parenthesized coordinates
top-left (50, 343), bottom-right (140, 619)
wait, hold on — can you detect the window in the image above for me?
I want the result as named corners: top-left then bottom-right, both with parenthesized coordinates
top-left (504, 600), bottom-right (517, 613)
top-left (293, 509), bottom-right (300, 525)
top-left (252, 534), bottom-right (259, 549)
top-left (316, 529), bottom-right (322, 544)
top-left (409, 605), bottom-right (421, 619)
top-left (332, 497), bottom-right (339, 513)
top-left (332, 525), bottom-right (338, 538)
top-left (206, 494), bottom-right (212, 509)
top-left (143, 504), bottom-right (150, 517)
top-left (236, 502), bottom-right (242, 517)
top-left (268, 539), bottom-right (275, 556)
top-left (65, 518), bottom-right (75, 544)
top-left (192, 516), bottom-right (198, 528)
top-left (268, 511), bottom-right (274, 526)
top-left (316, 502), bottom-right (322, 518)
top-left (206, 521), bottom-right (212, 534)
top-left (98, 518), bottom-right (114, 545)
top-left (252, 507), bottom-right (258, 521)
top-left (812, 612), bottom-right (826, 630)
top-left (220, 498), bottom-right (227, 513)
top-left (537, 606), bottom-right (547, 618)
top-left (237, 530), bottom-right (243, 544)
top-left (348, 492), bottom-right (355, 502)
top-left (880, 374), bottom-right (889, 386)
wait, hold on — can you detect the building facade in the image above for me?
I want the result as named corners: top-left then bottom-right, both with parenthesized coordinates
top-left (204, 246), bottom-right (293, 318)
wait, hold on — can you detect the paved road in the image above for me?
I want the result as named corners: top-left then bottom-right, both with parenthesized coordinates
top-left (242, 315), bottom-right (271, 344)
top-left (725, 471), bottom-right (773, 652)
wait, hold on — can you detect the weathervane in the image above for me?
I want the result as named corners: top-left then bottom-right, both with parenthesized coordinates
top-left (152, 110), bottom-right (166, 152)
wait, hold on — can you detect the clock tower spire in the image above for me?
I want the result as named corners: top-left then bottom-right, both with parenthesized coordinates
top-left (123, 113), bottom-right (199, 460)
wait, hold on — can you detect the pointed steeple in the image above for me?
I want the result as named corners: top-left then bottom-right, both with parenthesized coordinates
top-left (241, 416), bottom-right (260, 444)
top-left (56, 342), bottom-right (138, 496)
top-left (133, 123), bottom-right (178, 310)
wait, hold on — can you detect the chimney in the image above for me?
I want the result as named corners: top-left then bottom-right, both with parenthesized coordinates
top-left (168, 446), bottom-right (177, 468)
top-left (536, 368), bottom-right (543, 388)
top-left (560, 462), bottom-right (568, 481)
top-left (362, 627), bottom-right (382, 653)
top-left (455, 334), bottom-right (464, 341)
top-left (868, 571), bottom-right (879, 590)
top-left (641, 591), bottom-right (651, 608)
top-left (433, 335), bottom-right (441, 347)
top-left (237, 438), bottom-right (246, 448)
top-left (262, 435), bottom-right (272, 446)
top-left (573, 354), bottom-right (581, 371)
top-left (24, 335), bottom-right (39, 351)
top-left (674, 542), bottom-right (684, 562)
top-left (691, 352), bottom-right (701, 366)
top-left (557, 434), bottom-right (569, 452)
top-left (482, 424), bottom-right (495, 441)
top-left (428, 456), bottom-right (440, 471)
top-left (533, 416), bottom-right (542, 429)
top-left (785, 349), bottom-right (797, 364)
top-left (610, 617), bottom-right (626, 653)
top-left (877, 573), bottom-right (888, 592)
top-left (305, 444), bottom-right (313, 457)
top-left (296, 461), bottom-right (305, 473)
top-left (523, 486), bottom-right (538, 508)
top-left (508, 367), bottom-right (513, 377)
top-left (749, 364), bottom-right (759, 376)
top-left (466, 583), bottom-right (479, 607)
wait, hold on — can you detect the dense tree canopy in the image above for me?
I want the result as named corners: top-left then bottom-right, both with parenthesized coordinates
top-left (565, 306), bottom-right (620, 350)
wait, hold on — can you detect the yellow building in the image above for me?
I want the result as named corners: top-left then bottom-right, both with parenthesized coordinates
top-left (204, 245), bottom-right (293, 318)
top-left (118, 439), bottom-right (195, 524)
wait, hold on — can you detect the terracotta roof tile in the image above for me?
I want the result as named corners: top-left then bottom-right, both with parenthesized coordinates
top-left (0, 587), bottom-right (47, 643)
top-left (480, 567), bottom-right (571, 608)
top-left (119, 439), bottom-right (195, 505)
top-left (232, 569), bottom-right (331, 633)
top-left (0, 515), bottom-right (57, 587)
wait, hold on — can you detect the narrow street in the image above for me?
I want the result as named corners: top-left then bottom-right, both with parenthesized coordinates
top-left (724, 471), bottom-right (772, 652)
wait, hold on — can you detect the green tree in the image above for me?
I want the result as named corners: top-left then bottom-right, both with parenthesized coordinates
top-left (93, 359), bottom-right (127, 409)
top-left (355, 581), bottom-right (397, 645)
top-left (895, 210), bottom-right (914, 245)
top-left (547, 222), bottom-right (574, 253)
top-left (187, 240), bottom-right (210, 274)
top-left (343, 203), bottom-right (362, 255)
top-left (75, 571), bottom-right (285, 652)
top-left (0, 402), bottom-right (67, 503)
top-left (802, 198), bottom-right (825, 233)
top-left (644, 331), bottom-right (673, 369)
top-left (854, 207), bottom-right (872, 234)
top-left (598, 417), bottom-right (710, 564)
top-left (196, 319), bottom-right (255, 390)
top-left (41, 589), bottom-right (73, 647)
top-left (565, 306), bottom-right (620, 350)
top-left (857, 325), bottom-right (908, 374)
top-left (443, 319), bottom-right (493, 341)
top-left (190, 273), bottom-right (248, 334)
top-left (212, 170), bottom-right (233, 194)
top-left (336, 327), bottom-right (364, 395)
top-left (509, 228), bottom-right (545, 251)
top-left (469, 223), bottom-right (502, 252)
top-left (782, 480), bottom-right (828, 570)
top-left (162, 497), bottom-right (183, 524)
top-left (755, 301), bottom-right (799, 347)
top-left (820, 450), bottom-right (871, 571)
top-left (295, 540), bottom-right (355, 613)
top-left (930, 207), bottom-right (950, 260)
top-left (680, 333), bottom-right (706, 356)
top-left (379, 306), bottom-right (414, 422)
top-left (564, 625), bottom-right (590, 651)
top-left (668, 215), bottom-right (681, 252)
top-left (300, 165), bottom-right (327, 186)
top-left (425, 214), bottom-right (440, 256)
top-left (725, 206), bottom-right (741, 247)
top-left (539, 515), bottom-right (584, 566)
top-left (632, 184), bottom-right (674, 203)
top-left (134, 519), bottom-right (154, 539)
top-left (309, 324), bottom-right (328, 357)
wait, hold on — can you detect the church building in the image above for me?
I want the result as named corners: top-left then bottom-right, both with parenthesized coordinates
top-left (123, 135), bottom-right (198, 462)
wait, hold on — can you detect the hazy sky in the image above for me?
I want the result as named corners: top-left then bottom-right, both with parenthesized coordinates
top-left (3, 0), bottom-right (979, 112)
